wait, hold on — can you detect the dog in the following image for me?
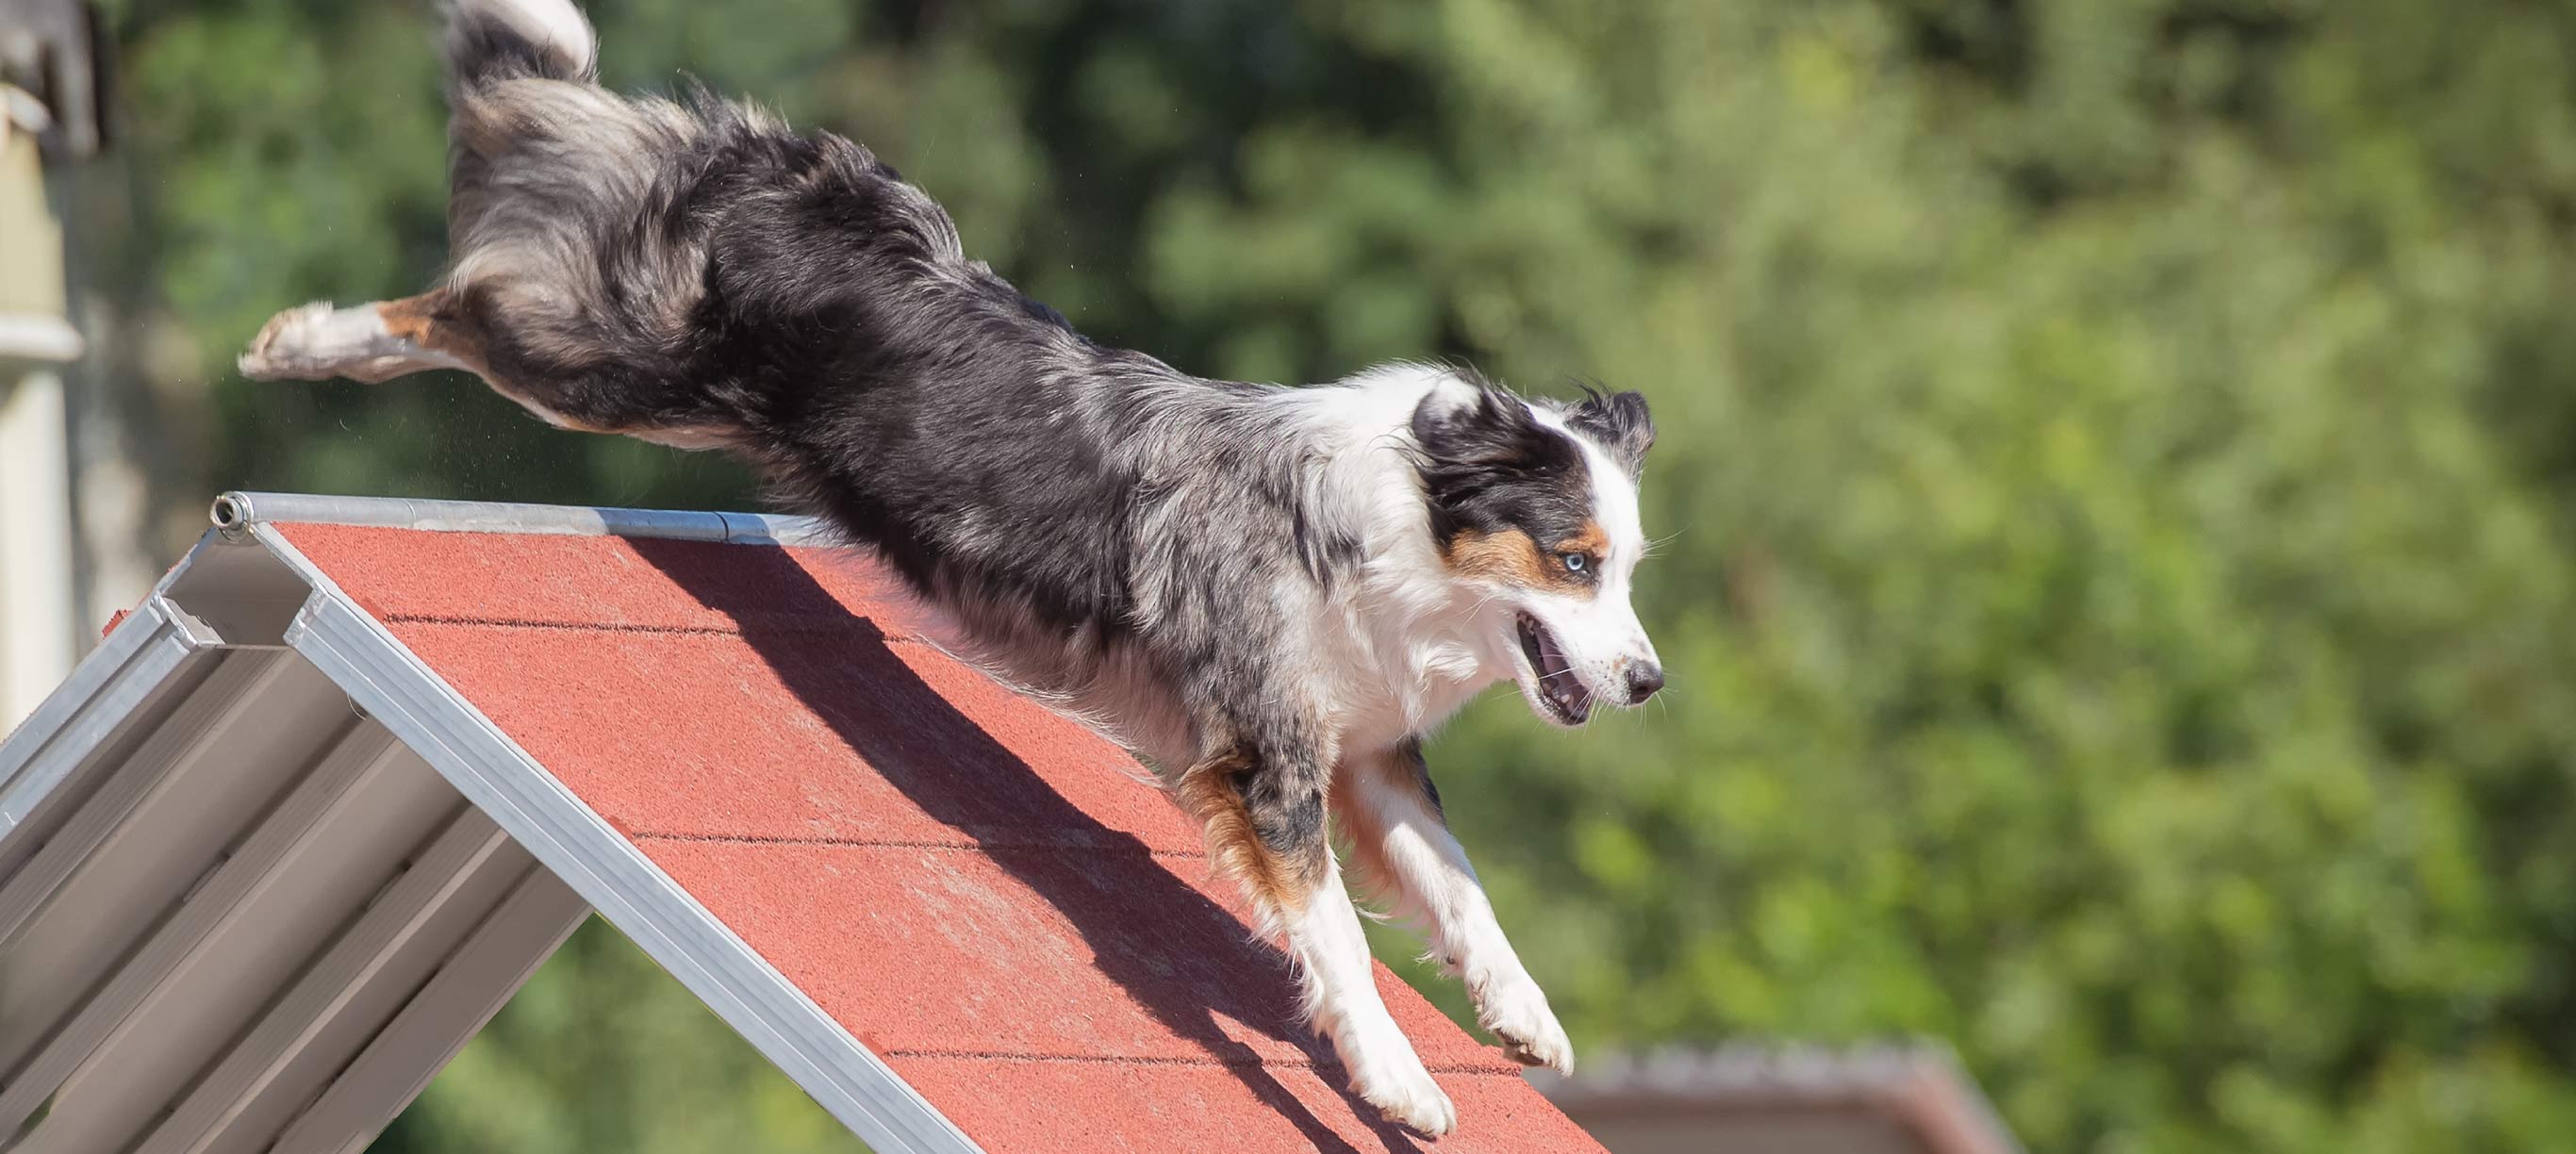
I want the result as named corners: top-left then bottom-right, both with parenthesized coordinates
top-left (238, 0), bottom-right (1662, 1134)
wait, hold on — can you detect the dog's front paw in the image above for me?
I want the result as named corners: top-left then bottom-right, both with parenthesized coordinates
top-left (1478, 974), bottom-right (1574, 1075)
top-left (1351, 1051), bottom-right (1456, 1137)
top-left (1336, 1019), bottom-right (1457, 1136)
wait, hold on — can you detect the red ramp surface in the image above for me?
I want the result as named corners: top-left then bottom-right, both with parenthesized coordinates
top-left (280, 520), bottom-right (1603, 1153)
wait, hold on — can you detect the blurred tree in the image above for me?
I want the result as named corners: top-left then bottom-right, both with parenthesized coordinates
top-left (69, 0), bottom-right (2576, 1151)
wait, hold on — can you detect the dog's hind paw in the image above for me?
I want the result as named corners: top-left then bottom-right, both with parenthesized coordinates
top-left (239, 302), bottom-right (347, 381)
top-left (1478, 974), bottom-right (1575, 1076)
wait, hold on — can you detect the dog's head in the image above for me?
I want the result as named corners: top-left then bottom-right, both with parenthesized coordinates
top-left (1412, 380), bottom-right (1660, 727)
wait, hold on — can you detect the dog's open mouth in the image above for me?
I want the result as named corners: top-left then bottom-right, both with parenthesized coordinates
top-left (1516, 612), bottom-right (1594, 726)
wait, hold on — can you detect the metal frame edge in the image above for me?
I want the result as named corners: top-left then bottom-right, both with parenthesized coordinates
top-left (0, 596), bottom-right (218, 834)
top-left (213, 491), bottom-right (835, 548)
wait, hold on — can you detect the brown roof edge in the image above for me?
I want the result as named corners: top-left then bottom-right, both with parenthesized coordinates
top-left (1528, 1043), bottom-right (2023, 1154)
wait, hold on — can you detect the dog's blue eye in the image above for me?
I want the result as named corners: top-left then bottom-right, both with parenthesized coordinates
top-left (1560, 552), bottom-right (1589, 573)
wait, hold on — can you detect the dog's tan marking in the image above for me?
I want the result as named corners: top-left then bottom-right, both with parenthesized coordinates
top-left (377, 289), bottom-right (489, 374)
top-left (1177, 748), bottom-right (1322, 918)
top-left (389, 289), bottom-right (636, 435)
top-left (1557, 521), bottom-right (1610, 564)
top-left (1443, 522), bottom-right (1607, 596)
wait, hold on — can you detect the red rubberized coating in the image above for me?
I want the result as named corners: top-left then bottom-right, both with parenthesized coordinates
top-left (278, 521), bottom-right (1605, 1153)
top-left (892, 1057), bottom-right (1598, 1153)
top-left (641, 838), bottom-right (1503, 1073)
top-left (286, 523), bottom-right (927, 635)
top-left (387, 623), bottom-right (1197, 852)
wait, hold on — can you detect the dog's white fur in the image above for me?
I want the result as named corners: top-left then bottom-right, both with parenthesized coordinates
top-left (457, 0), bottom-right (595, 75)
top-left (1231, 366), bottom-right (1645, 1126)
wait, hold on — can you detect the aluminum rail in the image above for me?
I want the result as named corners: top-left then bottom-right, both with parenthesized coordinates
top-left (209, 491), bottom-right (838, 548)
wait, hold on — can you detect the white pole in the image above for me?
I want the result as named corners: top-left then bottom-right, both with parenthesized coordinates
top-left (0, 99), bottom-right (83, 731)
top-left (0, 369), bottom-right (77, 730)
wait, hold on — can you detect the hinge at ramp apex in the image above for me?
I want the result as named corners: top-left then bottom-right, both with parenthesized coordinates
top-left (154, 535), bottom-right (322, 650)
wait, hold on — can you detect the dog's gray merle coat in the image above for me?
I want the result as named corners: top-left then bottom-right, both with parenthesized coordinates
top-left (237, 0), bottom-right (1663, 1133)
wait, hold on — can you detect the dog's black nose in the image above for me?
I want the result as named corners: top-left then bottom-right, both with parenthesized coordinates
top-left (1625, 661), bottom-right (1664, 704)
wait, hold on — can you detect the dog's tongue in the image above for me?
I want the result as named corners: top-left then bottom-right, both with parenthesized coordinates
top-left (1532, 624), bottom-right (1571, 681)
top-left (1532, 625), bottom-right (1591, 716)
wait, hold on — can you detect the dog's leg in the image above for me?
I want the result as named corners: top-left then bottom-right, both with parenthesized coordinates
top-left (239, 292), bottom-right (482, 384)
top-left (239, 289), bottom-right (735, 448)
top-left (1179, 743), bottom-right (1457, 1135)
top-left (1336, 739), bottom-right (1573, 1074)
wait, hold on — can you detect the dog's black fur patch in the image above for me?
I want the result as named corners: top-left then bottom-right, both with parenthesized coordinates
top-left (1411, 387), bottom-right (1599, 555)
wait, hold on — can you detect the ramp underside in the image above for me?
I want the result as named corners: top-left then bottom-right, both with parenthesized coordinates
top-left (0, 605), bottom-right (586, 1154)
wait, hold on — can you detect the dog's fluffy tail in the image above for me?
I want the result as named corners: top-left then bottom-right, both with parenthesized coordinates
top-left (444, 0), bottom-right (598, 89)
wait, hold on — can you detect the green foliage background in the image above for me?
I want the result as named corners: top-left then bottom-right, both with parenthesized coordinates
top-left (69, 0), bottom-right (2576, 1150)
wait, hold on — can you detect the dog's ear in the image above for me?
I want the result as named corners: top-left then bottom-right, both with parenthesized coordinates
top-left (1565, 386), bottom-right (1654, 478)
top-left (1411, 383), bottom-right (1585, 541)
top-left (1411, 384), bottom-right (1579, 486)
